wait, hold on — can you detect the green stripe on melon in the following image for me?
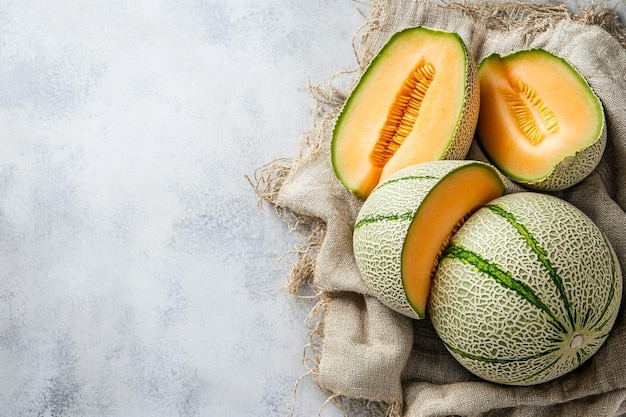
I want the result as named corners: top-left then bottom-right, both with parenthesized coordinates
top-left (353, 160), bottom-right (505, 319)
top-left (429, 192), bottom-right (622, 385)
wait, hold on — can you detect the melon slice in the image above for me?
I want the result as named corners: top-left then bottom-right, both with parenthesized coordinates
top-left (476, 49), bottom-right (606, 191)
top-left (352, 160), bottom-right (505, 319)
top-left (429, 193), bottom-right (622, 385)
top-left (332, 27), bottom-right (479, 199)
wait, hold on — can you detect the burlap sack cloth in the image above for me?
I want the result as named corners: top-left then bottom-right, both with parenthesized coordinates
top-left (252, 1), bottom-right (626, 415)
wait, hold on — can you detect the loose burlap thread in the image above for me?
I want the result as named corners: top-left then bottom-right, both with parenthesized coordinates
top-left (252, 1), bottom-right (626, 416)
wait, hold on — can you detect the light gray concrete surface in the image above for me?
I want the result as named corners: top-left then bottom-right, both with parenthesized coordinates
top-left (1, 1), bottom-right (624, 417)
top-left (0, 1), bottom-right (361, 416)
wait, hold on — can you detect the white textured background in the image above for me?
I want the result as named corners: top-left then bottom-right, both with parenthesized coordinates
top-left (3, 1), bottom-right (624, 416)
top-left (0, 1), bottom-right (361, 416)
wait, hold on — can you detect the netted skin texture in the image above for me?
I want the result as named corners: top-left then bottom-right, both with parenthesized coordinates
top-left (521, 122), bottom-right (608, 191)
top-left (429, 193), bottom-right (623, 386)
top-left (353, 160), bottom-right (483, 319)
top-left (443, 42), bottom-right (480, 161)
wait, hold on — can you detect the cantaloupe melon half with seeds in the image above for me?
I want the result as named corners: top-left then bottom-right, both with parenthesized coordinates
top-left (477, 49), bottom-right (606, 191)
top-left (332, 27), bottom-right (479, 199)
top-left (429, 193), bottom-right (622, 385)
top-left (352, 160), bottom-right (505, 319)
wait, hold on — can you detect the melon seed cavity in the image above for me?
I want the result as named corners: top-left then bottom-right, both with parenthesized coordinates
top-left (371, 62), bottom-right (436, 167)
top-left (506, 79), bottom-right (559, 145)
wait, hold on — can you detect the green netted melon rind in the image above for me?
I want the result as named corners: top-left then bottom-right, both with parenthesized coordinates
top-left (429, 192), bottom-right (622, 385)
top-left (520, 121), bottom-right (607, 191)
top-left (442, 35), bottom-right (479, 162)
top-left (353, 160), bottom-right (495, 319)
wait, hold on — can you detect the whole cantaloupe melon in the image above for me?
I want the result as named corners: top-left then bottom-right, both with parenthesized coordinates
top-left (429, 192), bottom-right (622, 385)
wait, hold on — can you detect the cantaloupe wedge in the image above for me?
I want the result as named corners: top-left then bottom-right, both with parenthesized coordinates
top-left (476, 49), bottom-right (606, 191)
top-left (352, 161), bottom-right (505, 319)
top-left (332, 27), bottom-right (479, 199)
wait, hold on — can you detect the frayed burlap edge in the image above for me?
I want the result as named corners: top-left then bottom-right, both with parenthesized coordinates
top-left (452, 0), bottom-right (626, 46)
top-left (248, 1), bottom-right (626, 416)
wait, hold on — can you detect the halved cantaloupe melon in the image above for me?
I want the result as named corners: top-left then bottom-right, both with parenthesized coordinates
top-left (476, 49), bottom-right (606, 191)
top-left (332, 27), bottom-right (479, 199)
top-left (352, 160), bottom-right (505, 319)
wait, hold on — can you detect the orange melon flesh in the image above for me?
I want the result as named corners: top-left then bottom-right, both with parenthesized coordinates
top-left (477, 50), bottom-right (604, 182)
top-left (332, 27), bottom-right (468, 198)
top-left (402, 165), bottom-right (505, 316)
